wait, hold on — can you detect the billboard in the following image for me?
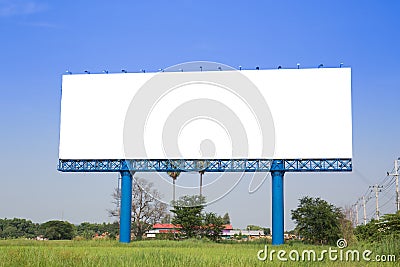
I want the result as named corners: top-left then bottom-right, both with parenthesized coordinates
top-left (59, 68), bottom-right (352, 160)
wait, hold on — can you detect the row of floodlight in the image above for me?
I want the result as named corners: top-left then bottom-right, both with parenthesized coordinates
top-left (65, 63), bottom-right (345, 75)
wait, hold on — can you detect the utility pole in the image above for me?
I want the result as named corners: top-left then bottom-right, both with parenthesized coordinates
top-left (199, 171), bottom-right (204, 197)
top-left (362, 196), bottom-right (367, 225)
top-left (387, 159), bottom-right (399, 212)
top-left (355, 202), bottom-right (359, 226)
top-left (116, 173), bottom-right (122, 223)
top-left (370, 185), bottom-right (383, 220)
top-left (349, 206), bottom-right (353, 225)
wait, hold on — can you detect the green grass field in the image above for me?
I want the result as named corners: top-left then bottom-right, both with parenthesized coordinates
top-left (0, 239), bottom-right (398, 267)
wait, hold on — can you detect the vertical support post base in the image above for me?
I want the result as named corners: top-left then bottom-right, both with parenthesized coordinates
top-left (272, 170), bottom-right (284, 245)
top-left (119, 171), bottom-right (133, 243)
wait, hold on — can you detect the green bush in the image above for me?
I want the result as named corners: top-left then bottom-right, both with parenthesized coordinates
top-left (39, 221), bottom-right (75, 240)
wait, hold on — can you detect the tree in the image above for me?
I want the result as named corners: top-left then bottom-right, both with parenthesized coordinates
top-left (247, 225), bottom-right (262, 230)
top-left (203, 212), bottom-right (225, 241)
top-left (339, 216), bottom-right (355, 244)
top-left (379, 211), bottom-right (400, 236)
top-left (171, 195), bottom-right (227, 241)
top-left (354, 219), bottom-right (380, 242)
top-left (171, 195), bottom-right (205, 238)
top-left (167, 171), bottom-right (180, 203)
top-left (1, 225), bottom-right (19, 239)
top-left (355, 211), bottom-right (400, 242)
top-left (39, 220), bottom-right (75, 240)
top-left (109, 177), bottom-right (168, 239)
top-left (160, 214), bottom-right (171, 224)
top-left (76, 222), bottom-right (96, 240)
top-left (263, 228), bottom-right (271, 235)
top-left (291, 196), bottom-right (343, 245)
top-left (76, 222), bottom-right (119, 239)
top-left (222, 213), bottom-right (231, 224)
top-left (0, 218), bottom-right (39, 239)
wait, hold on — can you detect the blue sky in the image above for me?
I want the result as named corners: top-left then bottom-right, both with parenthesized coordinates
top-left (0, 1), bottom-right (399, 230)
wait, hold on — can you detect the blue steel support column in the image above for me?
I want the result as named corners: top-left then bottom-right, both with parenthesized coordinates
top-left (119, 171), bottom-right (133, 243)
top-left (271, 170), bottom-right (285, 245)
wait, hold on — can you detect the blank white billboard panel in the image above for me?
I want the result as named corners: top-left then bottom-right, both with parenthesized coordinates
top-left (59, 68), bottom-right (352, 159)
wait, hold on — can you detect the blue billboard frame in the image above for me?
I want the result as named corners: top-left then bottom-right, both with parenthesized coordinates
top-left (58, 158), bottom-right (351, 245)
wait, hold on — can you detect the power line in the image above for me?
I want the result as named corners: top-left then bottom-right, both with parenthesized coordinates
top-left (361, 187), bottom-right (371, 198)
top-left (351, 158), bottom-right (399, 224)
top-left (381, 177), bottom-right (395, 190)
top-left (380, 195), bottom-right (395, 210)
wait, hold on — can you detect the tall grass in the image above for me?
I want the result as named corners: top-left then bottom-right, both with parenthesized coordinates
top-left (0, 239), bottom-right (398, 266)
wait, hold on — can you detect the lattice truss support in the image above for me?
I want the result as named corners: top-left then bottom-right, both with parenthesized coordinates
top-left (58, 158), bottom-right (351, 245)
top-left (58, 158), bottom-right (352, 173)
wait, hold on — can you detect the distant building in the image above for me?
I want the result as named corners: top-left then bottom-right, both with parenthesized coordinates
top-left (146, 224), bottom-right (233, 238)
top-left (221, 224), bottom-right (233, 235)
top-left (146, 223), bottom-right (181, 238)
top-left (145, 224), bottom-right (268, 240)
top-left (221, 229), bottom-right (265, 240)
top-left (284, 233), bottom-right (297, 240)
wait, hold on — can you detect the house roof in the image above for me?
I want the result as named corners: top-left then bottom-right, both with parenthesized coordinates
top-left (223, 224), bottom-right (233, 230)
top-left (153, 223), bottom-right (180, 229)
top-left (153, 223), bottom-right (233, 230)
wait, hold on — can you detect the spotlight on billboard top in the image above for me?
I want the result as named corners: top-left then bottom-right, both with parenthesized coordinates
top-left (58, 68), bottom-right (352, 160)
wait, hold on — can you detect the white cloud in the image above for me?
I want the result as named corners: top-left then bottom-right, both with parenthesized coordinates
top-left (0, 0), bottom-right (45, 17)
